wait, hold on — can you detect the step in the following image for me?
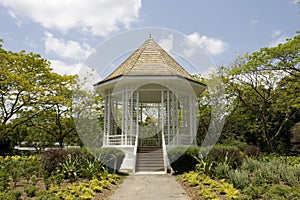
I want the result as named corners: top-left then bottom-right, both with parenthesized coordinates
top-left (137, 149), bottom-right (162, 153)
top-left (135, 166), bottom-right (165, 172)
top-left (135, 147), bottom-right (164, 172)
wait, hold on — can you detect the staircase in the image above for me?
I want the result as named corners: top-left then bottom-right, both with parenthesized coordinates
top-left (135, 147), bottom-right (165, 172)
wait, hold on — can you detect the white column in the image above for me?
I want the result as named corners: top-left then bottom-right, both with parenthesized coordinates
top-left (161, 87), bottom-right (164, 143)
top-left (136, 90), bottom-right (139, 145)
top-left (167, 90), bottom-right (170, 145)
top-left (107, 94), bottom-right (111, 145)
top-left (124, 88), bottom-right (128, 145)
top-left (103, 95), bottom-right (108, 146)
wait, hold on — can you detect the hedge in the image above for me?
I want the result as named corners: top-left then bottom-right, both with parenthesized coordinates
top-left (167, 145), bottom-right (244, 174)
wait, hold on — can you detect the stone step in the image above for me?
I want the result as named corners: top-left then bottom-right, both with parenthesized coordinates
top-left (136, 147), bottom-right (165, 172)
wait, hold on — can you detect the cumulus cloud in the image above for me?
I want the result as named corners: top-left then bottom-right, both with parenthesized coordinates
top-left (250, 19), bottom-right (259, 27)
top-left (25, 37), bottom-right (37, 48)
top-left (271, 30), bottom-right (282, 38)
top-left (185, 32), bottom-right (228, 56)
top-left (50, 59), bottom-right (81, 75)
top-left (0, 0), bottom-right (141, 36)
top-left (158, 34), bottom-right (173, 52)
top-left (44, 32), bottom-right (92, 61)
top-left (290, 0), bottom-right (299, 4)
top-left (269, 36), bottom-right (287, 47)
top-left (269, 30), bottom-right (287, 47)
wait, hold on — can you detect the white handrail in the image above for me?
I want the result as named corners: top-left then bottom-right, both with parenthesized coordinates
top-left (161, 133), bottom-right (168, 173)
top-left (133, 134), bottom-right (139, 173)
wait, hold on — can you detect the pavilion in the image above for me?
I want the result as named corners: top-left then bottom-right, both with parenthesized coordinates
top-left (94, 38), bottom-right (206, 173)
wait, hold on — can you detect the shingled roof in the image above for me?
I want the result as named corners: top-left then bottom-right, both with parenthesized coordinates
top-left (98, 38), bottom-right (198, 84)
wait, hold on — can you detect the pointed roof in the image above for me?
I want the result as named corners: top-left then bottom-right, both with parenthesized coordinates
top-left (98, 38), bottom-right (198, 84)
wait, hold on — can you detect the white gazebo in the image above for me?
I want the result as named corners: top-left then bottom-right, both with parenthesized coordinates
top-left (94, 38), bottom-right (206, 173)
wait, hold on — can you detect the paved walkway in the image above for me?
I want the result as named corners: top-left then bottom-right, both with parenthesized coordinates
top-left (111, 174), bottom-right (190, 200)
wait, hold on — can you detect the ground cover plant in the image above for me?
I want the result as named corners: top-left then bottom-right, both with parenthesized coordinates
top-left (0, 148), bottom-right (125, 200)
top-left (178, 150), bottom-right (300, 199)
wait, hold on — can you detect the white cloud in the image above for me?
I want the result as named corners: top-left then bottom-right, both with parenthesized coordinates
top-left (158, 35), bottom-right (173, 52)
top-left (25, 37), bottom-right (37, 48)
top-left (269, 30), bottom-right (287, 47)
top-left (271, 30), bottom-right (282, 38)
top-left (7, 9), bottom-right (22, 27)
top-left (185, 32), bottom-right (228, 56)
top-left (290, 0), bottom-right (299, 4)
top-left (0, 0), bottom-right (141, 36)
top-left (44, 32), bottom-right (92, 61)
top-left (250, 19), bottom-right (259, 26)
top-left (269, 36), bottom-right (287, 47)
top-left (50, 59), bottom-right (81, 75)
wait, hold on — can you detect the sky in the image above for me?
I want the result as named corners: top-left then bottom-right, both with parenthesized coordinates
top-left (0, 0), bottom-right (299, 77)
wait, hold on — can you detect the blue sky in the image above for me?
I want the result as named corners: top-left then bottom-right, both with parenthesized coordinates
top-left (0, 0), bottom-right (299, 75)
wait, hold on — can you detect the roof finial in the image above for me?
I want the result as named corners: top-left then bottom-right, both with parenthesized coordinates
top-left (149, 33), bottom-right (152, 39)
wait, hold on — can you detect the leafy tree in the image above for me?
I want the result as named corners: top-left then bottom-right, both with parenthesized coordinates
top-left (250, 33), bottom-right (300, 77)
top-left (28, 73), bottom-right (80, 148)
top-left (0, 40), bottom-right (55, 153)
top-left (223, 32), bottom-right (300, 152)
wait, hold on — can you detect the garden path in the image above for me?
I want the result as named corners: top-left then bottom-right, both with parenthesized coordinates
top-left (110, 174), bottom-right (190, 200)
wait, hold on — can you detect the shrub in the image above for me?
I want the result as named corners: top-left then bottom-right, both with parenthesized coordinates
top-left (25, 186), bottom-right (37, 197)
top-left (244, 144), bottom-right (260, 157)
top-left (41, 149), bottom-right (69, 177)
top-left (242, 185), bottom-right (266, 199)
top-left (168, 145), bottom-right (244, 174)
top-left (0, 190), bottom-right (22, 200)
top-left (90, 147), bottom-right (125, 172)
top-left (205, 145), bottom-right (245, 169)
top-left (220, 139), bottom-right (247, 151)
top-left (228, 169), bottom-right (250, 189)
top-left (263, 184), bottom-right (295, 200)
top-left (167, 146), bottom-right (199, 173)
top-left (0, 169), bottom-right (9, 192)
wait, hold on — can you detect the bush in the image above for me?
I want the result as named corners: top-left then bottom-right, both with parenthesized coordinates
top-left (0, 190), bottom-right (22, 200)
top-left (167, 145), bottom-right (244, 174)
top-left (0, 169), bottom-right (9, 192)
top-left (205, 145), bottom-right (245, 169)
top-left (167, 146), bottom-right (199, 173)
top-left (89, 147), bottom-right (125, 172)
top-left (220, 139), bottom-right (247, 151)
top-left (263, 184), bottom-right (300, 200)
top-left (41, 149), bottom-right (69, 177)
top-left (244, 144), bottom-right (260, 157)
top-left (228, 169), bottom-right (250, 189)
top-left (25, 186), bottom-right (37, 197)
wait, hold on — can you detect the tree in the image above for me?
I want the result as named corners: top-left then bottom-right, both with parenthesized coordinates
top-left (28, 73), bottom-right (80, 148)
top-left (223, 34), bottom-right (300, 152)
top-left (250, 33), bottom-right (300, 77)
top-left (0, 41), bottom-right (55, 153)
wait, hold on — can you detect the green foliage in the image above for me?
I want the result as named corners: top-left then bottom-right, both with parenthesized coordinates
top-left (0, 190), bottom-right (22, 200)
top-left (263, 184), bottom-right (300, 200)
top-left (241, 185), bottom-right (266, 199)
top-left (228, 169), bottom-right (250, 189)
top-left (58, 156), bottom-right (81, 182)
top-left (219, 33), bottom-right (300, 153)
top-left (25, 186), bottom-right (37, 197)
top-left (41, 149), bottom-right (69, 177)
top-left (90, 147), bottom-right (125, 172)
top-left (0, 166), bottom-right (9, 192)
top-left (168, 146), bottom-right (199, 173)
top-left (168, 145), bottom-right (244, 174)
top-left (182, 172), bottom-right (240, 199)
top-left (194, 158), bottom-right (215, 175)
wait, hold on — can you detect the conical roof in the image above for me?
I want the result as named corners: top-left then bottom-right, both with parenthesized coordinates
top-left (99, 38), bottom-right (198, 83)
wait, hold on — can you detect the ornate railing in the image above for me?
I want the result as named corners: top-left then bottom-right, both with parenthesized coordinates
top-left (138, 137), bottom-right (162, 147)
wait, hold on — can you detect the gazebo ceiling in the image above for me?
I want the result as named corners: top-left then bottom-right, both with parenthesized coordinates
top-left (94, 38), bottom-right (205, 86)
